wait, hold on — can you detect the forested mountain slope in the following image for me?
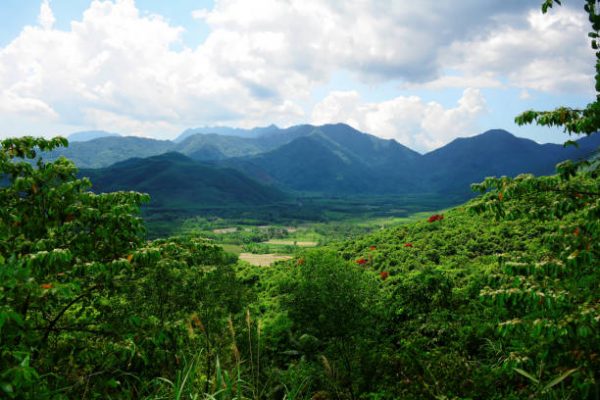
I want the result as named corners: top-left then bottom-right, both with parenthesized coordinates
top-left (81, 152), bottom-right (287, 210)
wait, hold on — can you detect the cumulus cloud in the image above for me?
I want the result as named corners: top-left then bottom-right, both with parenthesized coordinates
top-left (439, 6), bottom-right (594, 94)
top-left (311, 88), bottom-right (487, 152)
top-left (0, 0), bottom-right (310, 137)
top-left (0, 0), bottom-right (593, 140)
top-left (196, 0), bottom-right (533, 84)
top-left (38, 0), bottom-right (56, 30)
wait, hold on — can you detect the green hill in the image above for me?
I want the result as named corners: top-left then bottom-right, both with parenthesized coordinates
top-left (47, 136), bottom-right (175, 168)
top-left (420, 129), bottom-right (600, 195)
top-left (46, 124), bottom-right (600, 198)
top-left (80, 152), bottom-right (287, 210)
top-left (220, 124), bottom-right (424, 194)
top-left (252, 171), bottom-right (600, 398)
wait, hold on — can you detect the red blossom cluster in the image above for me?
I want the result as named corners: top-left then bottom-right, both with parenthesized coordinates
top-left (380, 271), bottom-right (389, 280)
top-left (427, 214), bottom-right (444, 223)
top-left (297, 258), bottom-right (305, 265)
top-left (369, 245), bottom-right (377, 251)
top-left (404, 242), bottom-right (413, 247)
top-left (356, 258), bottom-right (367, 265)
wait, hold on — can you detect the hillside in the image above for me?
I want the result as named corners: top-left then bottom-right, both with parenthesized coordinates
top-left (221, 126), bottom-right (600, 195)
top-left (174, 133), bottom-right (265, 160)
top-left (80, 152), bottom-right (287, 210)
top-left (44, 124), bottom-right (600, 197)
top-left (420, 129), bottom-right (600, 195)
top-left (67, 130), bottom-right (121, 142)
top-left (222, 124), bottom-right (423, 193)
top-left (47, 136), bottom-right (175, 168)
top-left (175, 124), bottom-right (281, 142)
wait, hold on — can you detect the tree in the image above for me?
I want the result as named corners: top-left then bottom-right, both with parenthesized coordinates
top-left (516, 0), bottom-right (600, 139)
top-left (0, 136), bottom-right (250, 398)
top-left (0, 137), bottom-right (150, 397)
top-left (468, 1), bottom-right (600, 397)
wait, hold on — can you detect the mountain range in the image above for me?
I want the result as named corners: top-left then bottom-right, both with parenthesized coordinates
top-left (52, 123), bottom-right (600, 200)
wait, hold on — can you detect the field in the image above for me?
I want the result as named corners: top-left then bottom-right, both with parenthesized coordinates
top-left (238, 253), bottom-right (292, 266)
top-left (142, 193), bottom-right (465, 239)
top-left (158, 208), bottom-right (443, 265)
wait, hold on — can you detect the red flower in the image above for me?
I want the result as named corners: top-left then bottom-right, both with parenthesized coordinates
top-left (404, 242), bottom-right (413, 247)
top-left (573, 227), bottom-right (580, 237)
top-left (40, 283), bottom-right (53, 289)
top-left (380, 271), bottom-right (389, 280)
top-left (297, 258), bottom-right (305, 265)
top-left (428, 214), bottom-right (444, 223)
top-left (369, 245), bottom-right (376, 251)
top-left (356, 258), bottom-right (367, 265)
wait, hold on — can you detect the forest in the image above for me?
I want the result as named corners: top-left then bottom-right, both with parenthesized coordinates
top-left (1, 1), bottom-right (600, 399)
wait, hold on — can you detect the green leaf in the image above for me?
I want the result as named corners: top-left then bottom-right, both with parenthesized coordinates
top-left (543, 369), bottom-right (577, 392)
top-left (1, 383), bottom-right (14, 394)
top-left (105, 378), bottom-right (120, 388)
top-left (514, 368), bottom-right (539, 384)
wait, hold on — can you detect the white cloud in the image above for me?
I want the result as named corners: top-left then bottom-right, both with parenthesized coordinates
top-left (38, 0), bottom-right (56, 30)
top-left (443, 7), bottom-right (594, 94)
top-left (0, 0), bottom-right (310, 137)
top-left (519, 90), bottom-right (531, 100)
top-left (311, 88), bottom-right (487, 152)
top-left (0, 90), bottom-right (58, 119)
top-left (0, 0), bottom-right (593, 140)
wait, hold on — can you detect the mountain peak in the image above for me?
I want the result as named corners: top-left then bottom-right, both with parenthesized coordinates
top-left (67, 130), bottom-right (121, 142)
top-left (479, 129), bottom-right (514, 138)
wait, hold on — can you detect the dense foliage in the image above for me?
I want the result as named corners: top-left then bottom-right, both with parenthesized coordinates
top-left (3, 134), bottom-right (597, 399)
top-left (0, 137), bottom-right (245, 398)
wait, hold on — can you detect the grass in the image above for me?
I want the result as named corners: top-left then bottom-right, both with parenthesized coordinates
top-left (220, 244), bottom-right (244, 255)
top-left (264, 239), bottom-right (318, 247)
top-left (238, 253), bottom-right (293, 266)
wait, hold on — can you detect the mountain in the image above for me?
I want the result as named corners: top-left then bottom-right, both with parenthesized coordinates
top-left (67, 130), bottom-right (121, 142)
top-left (174, 134), bottom-right (265, 160)
top-left (50, 125), bottom-right (313, 167)
top-left (46, 136), bottom-right (175, 168)
top-left (80, 152), bottom-right (287, 210)
top-left (44, 123), bottom-right (600, 197)
top-left (219, 124), bottom-right (424, 194)
top-left (175, 124), bottom-right (280, 142)
top-left (175, 124), bottom-right (320, 161)
top-left (420, 129), bottom-right (600, 195)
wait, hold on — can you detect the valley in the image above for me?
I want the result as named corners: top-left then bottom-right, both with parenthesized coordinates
top-left (54, 123), bottom-right (599, 242)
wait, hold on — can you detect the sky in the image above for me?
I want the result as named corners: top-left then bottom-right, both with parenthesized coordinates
top-left (0, 0), bottom-right (595, 152)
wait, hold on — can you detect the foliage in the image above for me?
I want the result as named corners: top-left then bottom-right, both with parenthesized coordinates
top-left (0, 137), bottom-right (248, 398)
top-left (517, 0), bottom-right (600, 137)
top-left (465, 0), bottom-right (600, 397)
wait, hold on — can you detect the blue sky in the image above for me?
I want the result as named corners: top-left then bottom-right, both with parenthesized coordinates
top-left (0, 0), bottom-right (594, 152)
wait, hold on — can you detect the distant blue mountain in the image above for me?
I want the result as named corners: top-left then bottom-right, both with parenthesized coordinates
top-left (175, 124), bottom-right (280, 142)
top-left (67, 130), bottom-right (121, 142)
top-left (47, 124), bottom-right (600, 198)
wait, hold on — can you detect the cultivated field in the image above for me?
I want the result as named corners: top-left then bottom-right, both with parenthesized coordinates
top-left (238, 253), bottom-right (292, 266)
